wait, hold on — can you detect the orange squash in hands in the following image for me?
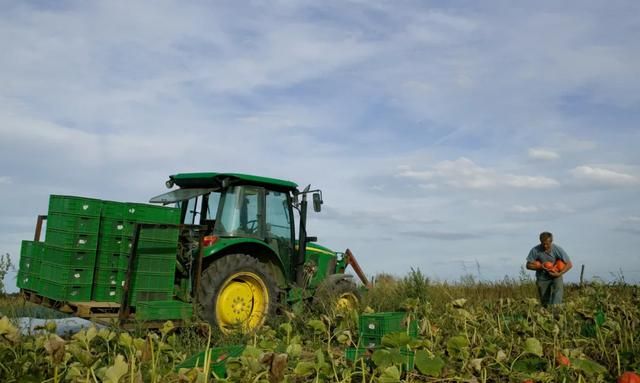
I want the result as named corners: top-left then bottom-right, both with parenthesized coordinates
top-left (555, 260), bottom-right (566, 272)
top-left (543, 261), bottom-right (554, 270)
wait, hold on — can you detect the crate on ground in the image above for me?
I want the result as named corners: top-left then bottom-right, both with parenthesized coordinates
top-left (359, 312), bottom-right (408, 337)
top-left (47, 212), bottom-right (100, 234)
top-left (345, 347), bottom-right (415, 371)
top-left (45, 228), bottom-right (99, 251)
top-left (176, 345), bottom-right (245, 377)
top-left (44, 246), bottom-right (97, 267)
top-left (17, 271), bottom-right (41, 292)
top-left (131, 289), bottom-right (173, 305)
top-left (49, 195), bottom-right (102, 217)
top-left (136, 300), bottom-right (193, 320)
top-left (124, 202), bottom-right (181, 224)
top-left (40, 262), bottom-right (95, 284)
top-left (40, 280), bottom-right (92, 301)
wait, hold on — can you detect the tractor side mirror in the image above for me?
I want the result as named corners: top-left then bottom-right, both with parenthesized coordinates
top-left (312, 192), bottom-right (322, 212)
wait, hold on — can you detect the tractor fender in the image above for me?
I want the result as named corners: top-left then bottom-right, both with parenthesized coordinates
top-left (316, 273), bottom-right (354, 289)
top-left (202, 237), bottom-right (288, 288)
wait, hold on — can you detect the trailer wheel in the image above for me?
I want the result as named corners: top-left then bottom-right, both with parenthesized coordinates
top-left (314, 277), bottom-right (360, 313)
top-left (198, 254), bottom-right (278, 333)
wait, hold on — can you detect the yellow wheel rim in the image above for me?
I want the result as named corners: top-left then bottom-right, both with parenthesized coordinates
top-left (336, 292), bottom-right (358, 312)
top-left (215, 271), bottom-right (269, 333)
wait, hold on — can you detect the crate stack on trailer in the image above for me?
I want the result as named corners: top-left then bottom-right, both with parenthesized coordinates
top-left (346, 312), bottom-right (418, 370)
top-left (17, 195), bottom-right (193, 319)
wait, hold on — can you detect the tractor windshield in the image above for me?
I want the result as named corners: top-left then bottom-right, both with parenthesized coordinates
top-left (214, 185), bottom-right (262, 237)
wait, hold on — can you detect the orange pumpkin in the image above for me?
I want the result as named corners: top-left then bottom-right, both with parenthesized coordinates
top-left (543, 261), bottom-right (554, 270)
top-left (555, 260), bottom-right (566, 271)
top-left (556, 352), bottom-right (570, 367)
top-left (618, 372), bottom-right (640, 383)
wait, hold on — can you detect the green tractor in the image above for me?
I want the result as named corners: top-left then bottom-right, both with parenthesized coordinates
top-left (149, 172), bottom-right (368, 332)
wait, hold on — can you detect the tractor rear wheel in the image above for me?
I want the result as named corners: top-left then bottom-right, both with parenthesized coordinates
top-left (198, 254), bottom-right (278, 333)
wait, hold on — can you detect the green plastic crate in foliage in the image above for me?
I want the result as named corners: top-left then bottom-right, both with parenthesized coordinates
top-left (176, 345), bottom-right (245, 378)
top-left (40, 280), bottom-right (92, 302)
top-left (135, 300), bottom-right (193, 320)
top-left (49, 195), bottom-right (102, 217)
top-left (359, 312), bottom-right (409, 337)
top-left (44, 246), bottom-right (97, 267)
top-left (39, 262), bottom-right (95, 285)
top-left (47, 212), bottom-right (101, 234)
top-left (345, 347), bottom-right (415, 371)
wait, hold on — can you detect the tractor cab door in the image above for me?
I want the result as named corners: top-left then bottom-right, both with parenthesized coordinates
top-left (265, 190), bottom-right (294, 278)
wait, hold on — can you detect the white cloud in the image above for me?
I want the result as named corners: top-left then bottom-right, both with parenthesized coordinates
top-left (571, 166), bottom-right (639, 186)
top-left (0, 176), bottom-right (11, 185)
top-left (528, 148), bottom-right (559, 160)
top-left (400, 157), bottom-right (559, 190)
top-left (509, 203), bottom-right (574, 215)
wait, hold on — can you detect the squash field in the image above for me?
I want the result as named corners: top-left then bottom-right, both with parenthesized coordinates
top-left (1, 275), bottom-right (638, 382)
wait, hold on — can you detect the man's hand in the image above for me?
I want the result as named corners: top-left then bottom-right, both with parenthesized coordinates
top-left (547, 270), bottom-right (562, 278)
top-left (526, 261), bottom-right (542, 271)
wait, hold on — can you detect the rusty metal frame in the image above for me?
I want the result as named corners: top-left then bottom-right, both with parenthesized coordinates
top-left (34, 215), bottom-right (47, 241)
top-left (344, 248), bottom-right (370, 288)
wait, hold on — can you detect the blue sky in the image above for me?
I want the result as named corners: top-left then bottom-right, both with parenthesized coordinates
top-left (1, 1), bottom-right (639, 291)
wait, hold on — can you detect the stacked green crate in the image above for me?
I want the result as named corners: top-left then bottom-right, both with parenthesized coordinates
top-left (40, 195), bottom-right (102, 301)
top-left (345, 312), bottom-right (418, 371)
top-left (17, 240), bottom-right (45, 292)
top-left (93, 200), bottom-right (181, 305)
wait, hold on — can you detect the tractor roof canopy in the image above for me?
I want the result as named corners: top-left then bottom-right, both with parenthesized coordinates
top-left (169, 172), bottom-right (298, 192)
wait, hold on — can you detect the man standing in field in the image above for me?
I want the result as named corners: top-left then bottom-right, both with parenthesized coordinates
top-left (526, 232), bottom-right (572, 306)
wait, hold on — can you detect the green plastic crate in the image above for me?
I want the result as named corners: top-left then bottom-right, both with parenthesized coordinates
top-left (130, 271), bottom-right (175, 290)
top-left (40, 262), bottom-right (95, 284)
top-left (19, 255), bottom-right (41, 275)
top-left (40, 280), bottom-right (92, 301)
top-left (124, 203), bottom-right (181, 224)
top-left (100, 218), bottom-right (180, 242)
top-left (359, 312), bottom-right (407, 337)
top-left (94, 267), bottom-right (125, 286)
top-left (92, 283), bottom-right (122, 302)
top-left (45, 228), bottom-right (99, 251)
top-left (131, 289), bottom-right (173, 305)
top-left (101, 200), bottom-right (127, 219)
top-left (96, 251), bottom-right (128, 269)
top-left (49, 195), bottom-right (102, 217)
top-left (176, 345), bottom-right (245, 377)
top-left (17, 271), bottom-right (40, 292)
top-left (136, 300), bottom-right (193, 320)
top-left (346, 347), bottom-right (415, 371)
top-left (21, 240), bottom-right (45, 258)
top-left (47, 212), bottom-right (100, 234)
top-left (44, 246), bottom-right (97, 267)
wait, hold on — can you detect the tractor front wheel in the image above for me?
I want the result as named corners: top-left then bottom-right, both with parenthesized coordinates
top-left (314, 277), bottom-right (361, 314)
top-left (198, 254), bottom-right (278, 333)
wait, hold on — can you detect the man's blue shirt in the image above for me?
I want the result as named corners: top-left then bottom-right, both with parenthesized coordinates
top-left (526, 244), bottom-right (571, 280)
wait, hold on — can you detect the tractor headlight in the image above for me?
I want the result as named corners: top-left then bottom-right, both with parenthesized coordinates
top-left (165, 179), bottom-right (174, 189)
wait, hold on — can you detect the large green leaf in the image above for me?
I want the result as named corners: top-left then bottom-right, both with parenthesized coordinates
top-left (293, 361), bottom-right (316, 376)
top-left (446, 335), bottom-right (469, 354)
top-left (414, 350), bottom-right (445, 377)
top-left (512, 357), bottom-right (546, 373)
top-left (372, 349), bottom-right (393, 369)
top-left (382, 332), bottom-right (412, 348)
top-left (524, 338), bottom-right (543, 357)
top-left (571, 358), bottom-right (607, 376)
top-left (307, 319), bottom-right (327, 334)
top-left (103, 354), bottom-right (128, 383)
top-left (379, 366), bottom-right (401, 383)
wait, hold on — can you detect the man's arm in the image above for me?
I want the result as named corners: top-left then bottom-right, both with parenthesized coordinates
top-left (525, 248), bottom-right (541, 270)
